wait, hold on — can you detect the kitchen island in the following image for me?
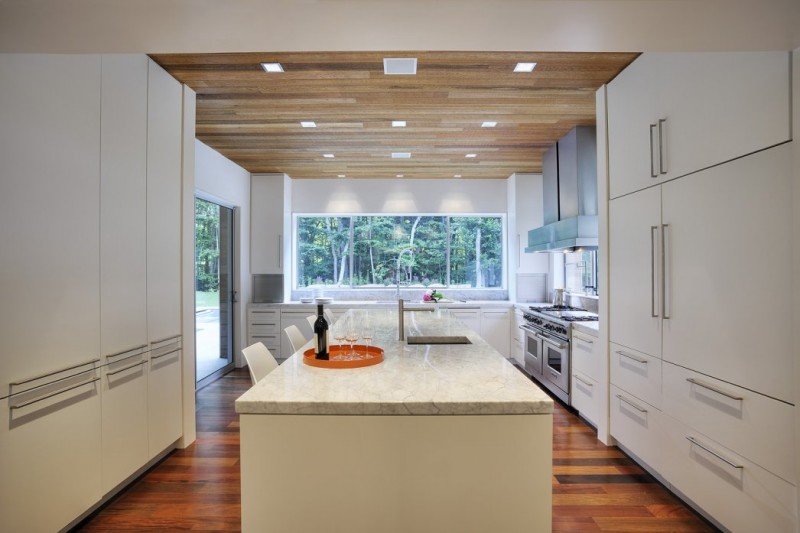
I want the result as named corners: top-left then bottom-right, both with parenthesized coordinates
top-left (235, 308), bottom-right (553, 533)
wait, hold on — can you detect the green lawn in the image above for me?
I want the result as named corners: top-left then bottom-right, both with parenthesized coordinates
top-left (196, 291), bottom-right (220, 308)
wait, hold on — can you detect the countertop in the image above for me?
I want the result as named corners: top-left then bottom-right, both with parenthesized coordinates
top-left (253, 300), bottom-right (513, 308)
top-left (572, 321), bottom-right (599, 337)
top-left (236, 308), bottom-right (553, 416)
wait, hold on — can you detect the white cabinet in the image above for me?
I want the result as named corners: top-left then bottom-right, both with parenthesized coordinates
top-left (660, 144), bottom-right (793, 403)
top-left (609, 385), bottom-right (666, 474)
top-left (148, 336), bottom-right (183, 456)
top-left (609, 185), bottom-right (662, 358)
top-left (609, 343), bottom-right (662, 410)
top-left (571, 329), bottom-right (603, 428)
top-left (146, 59), bottom-right (183, 342)
top-left (513, 174), bottom-right (550, 275)
top-left (251, 174), bottom-right (285, 274)
top-left (448, 308), bottom-right (481, 334)
top-left (511, 309), bottom-right (525, 366)
top-left (99, 55), bottom-right (150, 492)
top-left (247, 305), bottom-right (282, 356)
top-left (480, 308), bottom-right (510, 356)
top-left (608, 52), bottom-right (791, 199)
top-left (571, 371), bottom-right (601, 428)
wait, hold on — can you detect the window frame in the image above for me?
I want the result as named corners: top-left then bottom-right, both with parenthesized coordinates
top-left (292, 212), bottom-right (507, 292)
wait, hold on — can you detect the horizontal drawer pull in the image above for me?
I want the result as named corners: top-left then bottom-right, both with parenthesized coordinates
top-left (575, 337), bottom-right (594, 345)
top-left (686, 377), bottom-right (743, 401)
top-left (10, 358), bottom-right (100, 388)
top-left (616, 394), bottom-right (647, 413)
top-left (105, 344), bottom-right (147, 360)
top-left (617, 350), bottom-right (648, 364)
top-left (151, 334), bottom-right (181, 345)
top-left (573, 374), bottom-right (593, 387)
top-left (686, 436), bottom-right (744, 470)
top-left (151, 347), bottom-right (181, 360)
top-left (10, 377), bottom-right (100, 410)
top-left (106, 351), bottom-right (145, 365)
top-left (106, 360), bottom-right (147, 377)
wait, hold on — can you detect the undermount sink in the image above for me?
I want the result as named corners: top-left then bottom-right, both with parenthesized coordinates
top-left (406, 336), bottom-right (472, 345)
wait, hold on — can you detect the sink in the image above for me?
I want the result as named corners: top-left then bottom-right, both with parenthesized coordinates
top-left (406, 336), bottom-right (472, 345)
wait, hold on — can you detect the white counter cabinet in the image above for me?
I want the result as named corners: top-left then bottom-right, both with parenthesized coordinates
top-left (250, 174), bottom-right (285, 274)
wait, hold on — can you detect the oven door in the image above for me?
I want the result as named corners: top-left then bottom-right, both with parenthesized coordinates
top-left (541, 333), bottom-right (570, 394)
top-left (521, 325), bottom-right (544, 377)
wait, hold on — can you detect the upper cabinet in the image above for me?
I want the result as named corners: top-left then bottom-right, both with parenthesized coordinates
top-left (607, 52), bottom-right (791, 199)
top-left (251, 174), bottom-right (286, 274)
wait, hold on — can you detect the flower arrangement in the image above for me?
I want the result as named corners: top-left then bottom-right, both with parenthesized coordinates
top-left (422, 288), bottom-right (444, 302)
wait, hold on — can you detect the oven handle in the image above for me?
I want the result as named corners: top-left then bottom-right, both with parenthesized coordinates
top-left (539, 335), bottom-right (568, 350)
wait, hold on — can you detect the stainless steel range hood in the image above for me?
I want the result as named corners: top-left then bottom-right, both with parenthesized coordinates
top-left (525, 126), bottom-right (598, 253)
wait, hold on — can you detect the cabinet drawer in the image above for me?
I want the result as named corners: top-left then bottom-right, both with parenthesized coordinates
top-left (610, 343), bottom-right (662, 409)
top-left (662, 362), bottom-right (795, 483)
top-left (571, 370), bottom-right (600, 427)
top-left (661, 414), bottom-right (796, 533)
top-left (248, 308), bottom-right (279, 321)
top-left (249, 322), bottom-right (279, 335)
top-left (571, 330), bottom-right (600, 380)
top-left (609, 385), bottom-right (665, 473)
top-left (247, 333), bottom-right (281, 351)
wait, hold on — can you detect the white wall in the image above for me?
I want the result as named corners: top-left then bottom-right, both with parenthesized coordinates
top-left (291, 178), bottom-right (507, 214)
top-left (195, 139), bottom-right (251, 367)
top-left (0, 0), bottom-right (797, 53)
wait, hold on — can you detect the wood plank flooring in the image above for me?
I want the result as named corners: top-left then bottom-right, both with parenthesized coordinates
top-left (75, 367), bottom-right (719, 532)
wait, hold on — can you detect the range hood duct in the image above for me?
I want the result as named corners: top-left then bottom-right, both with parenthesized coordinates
top-left (525, 126), bottom-right (598, 253)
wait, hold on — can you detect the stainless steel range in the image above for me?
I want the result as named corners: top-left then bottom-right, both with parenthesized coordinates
top-left (519, 305), bottom-right (598, 404)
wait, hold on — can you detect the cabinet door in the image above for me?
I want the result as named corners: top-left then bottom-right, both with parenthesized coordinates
top-left (658, 52), bottom-right (790, 184)
top-left (609, 186), bottom-right (662, 358)
top-left (661, 144), bottom-right (793, 403)
top-left (448, 308), bottom-right (481, 334)
top-left (0, 54), bottom-right (102, 393)
top-left (251, 174), bottom-right (285, 274)
top-left (480, 308), bottom-right (510, 356)
top-left (148, 339), bottom-right (183, 456)
top-left (607, 54), bottom-right (660, 199)
top-left (146, 59), bottom-right (183, 341)
top-left (100, 54), bottom-right (148, 356)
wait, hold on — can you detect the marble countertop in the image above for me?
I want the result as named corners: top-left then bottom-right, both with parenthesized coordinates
top-left (255, 300), bottom-right (513, 308)
top-left (572, 321), bottom-right (599, 337)
top-left (236, 308), bottom-right (553, 416)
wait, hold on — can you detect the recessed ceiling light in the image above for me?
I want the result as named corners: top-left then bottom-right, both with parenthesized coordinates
top-left (337, 174), bottom-right (346, 178)
top-left (481, 121), bottom-right (497, 128)
top-left (513, 62), bottom-right (537, 73)
top-left (323, 153), bottom-right (335, 159)
top-left (261, 62), bottom-right (284, 73)
top-left (392, 120), bottom-right (407, 128)
top-left (465, 153), bottom-right (477, 158)
top-left (383, 58), bottom-right (417, 75)
top-left (391, 152), bottom-right (411, 159)
top-left (454, 174), bottom-right (462, 178)
top-left (396, 174), bottom-right (404, 178)
top-left (300, 121), bottom-right (317, 128)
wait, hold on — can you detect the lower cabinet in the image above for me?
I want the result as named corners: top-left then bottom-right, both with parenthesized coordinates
top-left (448, 307), bottom-right (481, 334)
top-left (101, 346), bottom-right (149, 493)
top-left (610, 385), bottom-right (666, 474)
top-left (571, 370), bottom-right (601, 427)
top-left (0, 367), bottom-right (103, 532)
top-left (480, 308), bottom-right (510, 356)
top-left (147, 336), bottom-right (183, 456)
top-left (246, 306), bottom-right (282, 356)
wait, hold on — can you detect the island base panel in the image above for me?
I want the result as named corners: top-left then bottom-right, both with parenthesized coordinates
top-left (241, 414), bottom-right (552, 533)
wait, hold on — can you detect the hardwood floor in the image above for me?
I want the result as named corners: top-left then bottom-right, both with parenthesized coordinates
top-left (76, 367), bottom-right (718, 532)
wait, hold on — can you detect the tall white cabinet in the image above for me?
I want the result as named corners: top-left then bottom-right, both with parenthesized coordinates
top-left (0, 54), bottom-right (189, 532)
top-left (606, 52), bottom-right (796, 532)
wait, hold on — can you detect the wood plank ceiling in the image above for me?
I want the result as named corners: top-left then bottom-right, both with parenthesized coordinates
top-left (151, 51), bottom-right (638, 179)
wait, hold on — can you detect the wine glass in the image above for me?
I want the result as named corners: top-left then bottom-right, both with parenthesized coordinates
top-left (333, 324), bottom-right (346, 358)
top-left (345, 325), bottom-right (359, 358)
top-left (361, 324), bottom-right (374, 351)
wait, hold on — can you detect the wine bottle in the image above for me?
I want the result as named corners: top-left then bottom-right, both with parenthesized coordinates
top-left (314, 304), bottom-right (329, 360)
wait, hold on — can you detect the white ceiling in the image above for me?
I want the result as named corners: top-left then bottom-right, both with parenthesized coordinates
top-left (1, 0), bottom-right (798, 54)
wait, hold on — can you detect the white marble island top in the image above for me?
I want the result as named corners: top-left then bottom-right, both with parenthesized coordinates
top-left (235, 308), bottom-right (553, 416)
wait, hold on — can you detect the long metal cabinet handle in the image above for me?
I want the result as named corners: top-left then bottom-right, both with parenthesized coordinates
top-left (10, 377), bottom-right (100, 410)
top-left (574, 337), bottom-right (594, 346)
top-left (616, 394), bottom-right (647, 413)
top-left (649, 124), bottom-right (658, 178)
top-left (662, 224), bottom-right (670, 319)
top-left (106, 360), bottom-right (147, 377)
top-left (573, 374), bottom-right (593, 387)
top-left (151, 334), bottom-right (181, 345)
top-left (617, 350), bottom-right (648, 364)
top-left (651, 226), bottom-right (659, 317)
top-left (686, 378), bottom-right (743, 401)
top-left (658, 119), bottom-right (667, 175)
top-left (105, 344), bottom-right (147, 360)
top-left (10, 358), bottom-right (100, 387)
top-left (686, 436), bottom-right (743, 469)
top-left (151, 347), bottom-right (181, 360)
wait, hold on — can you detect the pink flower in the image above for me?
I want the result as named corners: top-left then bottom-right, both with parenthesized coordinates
top-left (422, 293), bottom-right (432, 301)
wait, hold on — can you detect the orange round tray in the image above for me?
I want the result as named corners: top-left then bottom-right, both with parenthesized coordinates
top-left (303, 345), bottom-right (384, 369)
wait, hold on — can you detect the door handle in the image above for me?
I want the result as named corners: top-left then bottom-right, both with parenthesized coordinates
top-left (658, 118), bottom-right (667, 175)
top-left (649, 124), bottom-right (658, 178)
top-left (662, 224), bottom-right (670, 319)
top-left (651, 226), bottom-right (659, 317)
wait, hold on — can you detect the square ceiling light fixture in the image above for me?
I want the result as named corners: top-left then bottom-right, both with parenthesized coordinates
top-left (392, 120), bottom-right (407, 128)
top-left (384, 58), bottom-right (417, 75)
top-left (513, 62), bottom-right (537, 72)
top-left (261, 62), bottom-right (284, 73)
top-left (300, 121), bottom-right (317, 128)
top-left (391, 152), bottom-right (412, 159)
top-left (481, 121), bottom-right (497, 128)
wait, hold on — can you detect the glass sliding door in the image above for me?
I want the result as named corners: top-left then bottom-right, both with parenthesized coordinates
top-left (195, 197), bottom-right (235, 383)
